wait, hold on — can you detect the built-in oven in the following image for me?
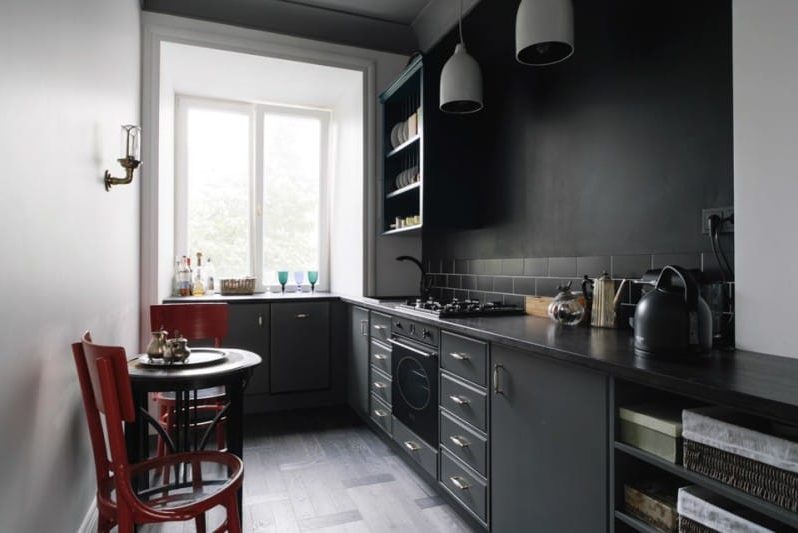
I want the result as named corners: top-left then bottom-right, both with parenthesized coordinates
top-left (389, 318), bottom-right (439, 448)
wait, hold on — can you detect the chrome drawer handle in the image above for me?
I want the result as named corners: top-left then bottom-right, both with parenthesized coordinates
top-left (449, 395), bottom-right (470, 405)
top-left (449, 352), bottom-right (470, 361)
top-left (493, 364), bottom-right (505, 395)
top-left (404, 441), bottom-right (421, 452)
top-left (373, 381), bottom-right (388, 389)
top-left (449, 435), bottom-right (470, 448)
top-left (388, 338), bottom-right (433, 358)
top-left (296, 313), bottom-right (310, 319)
top-left (373, 325), bottom-right (387, 331)
top-left (449, 476), bottom-right (470, 491)
top-left (373, 353), bottom-right (388, 361)
top-left (360, 319), bottom-right (368, 336)
top-left (373, 409), bottom-right (389, 418)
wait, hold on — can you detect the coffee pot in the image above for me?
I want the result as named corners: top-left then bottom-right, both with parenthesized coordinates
top-left (145, 329), bottom-right (168, 360)
top-left (590, 272), bottom-right (628, 328)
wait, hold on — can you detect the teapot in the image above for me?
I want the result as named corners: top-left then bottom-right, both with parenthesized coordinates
top-left (145, 329), bottom-right (168, 360)
top-left (547, 282), bottom-right (587, 326)
top-left (165, 332), bottom-right (191, 363)
top-left (590, 272), bottom-right (629, 328)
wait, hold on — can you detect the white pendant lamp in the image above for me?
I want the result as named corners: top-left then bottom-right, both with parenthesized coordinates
top-left (440, 0), bottom-right (483, 114)
top-left (516, 0), bottom-right (574, 66)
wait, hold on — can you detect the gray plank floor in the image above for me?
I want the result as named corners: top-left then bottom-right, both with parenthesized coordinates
top-left (140, 408), bottom-right (475, 533)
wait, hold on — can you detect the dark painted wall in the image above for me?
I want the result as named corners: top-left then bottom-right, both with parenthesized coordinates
top-left (422, 0), bottom-right (733, 261)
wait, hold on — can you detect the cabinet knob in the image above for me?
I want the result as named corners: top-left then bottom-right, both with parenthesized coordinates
top-left (403, 441), bottom-right (421, 452)
top-left (296, 313), bottom-right (310, 319)
top-left (449, 476), bottom-right (470, 491)
top-left (258, 314), bottom-right (263, 327)
top-left (449, 395), bottom-right (470, 406)
top-left (449, 435), bottom-right (470, 448)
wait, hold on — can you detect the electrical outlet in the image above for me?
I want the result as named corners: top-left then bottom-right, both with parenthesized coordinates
top-left (701, 206), bottom-right (734, 234)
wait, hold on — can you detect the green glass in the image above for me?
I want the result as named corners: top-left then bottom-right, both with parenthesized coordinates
top-left (308, 270), bottom-right (319, 292)
top-left (277, 271), bottom-right (289, 293)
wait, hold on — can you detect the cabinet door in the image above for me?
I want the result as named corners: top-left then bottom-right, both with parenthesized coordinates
top-left (491, 346), bottom-right (608, 532)
top-left (225, 303), bottom-right (269, 395)
top-left (348, 306), bottom-right (370, 415)
top-left (270, 302), bottom-right (331, 393)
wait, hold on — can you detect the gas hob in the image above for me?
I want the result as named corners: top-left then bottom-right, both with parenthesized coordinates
top-left (396, 298), bottom-right (525, 319)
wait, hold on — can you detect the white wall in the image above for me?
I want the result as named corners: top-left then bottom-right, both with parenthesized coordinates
top-left (733, 0), bottom-right (798, 358)
top-left (0, 0), bottom-right (141, 531)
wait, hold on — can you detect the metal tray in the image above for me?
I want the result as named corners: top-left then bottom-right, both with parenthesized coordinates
top-left (136, 348), bottom-right (228, 368)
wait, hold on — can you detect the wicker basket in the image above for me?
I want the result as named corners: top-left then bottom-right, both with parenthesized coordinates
top-left (684, 439), bottom-right (798, 513)
top-left (219, 277), bottom-right (256, 295)
top-left (678, 516), bottom-right (714, 533)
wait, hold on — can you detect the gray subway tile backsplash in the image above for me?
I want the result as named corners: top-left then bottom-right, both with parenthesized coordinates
top-left (548, 257), bottom-right (577, 277)
top-left (428, 253), bottom-right (733, 315)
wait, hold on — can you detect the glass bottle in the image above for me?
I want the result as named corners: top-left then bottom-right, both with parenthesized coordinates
top-left (192, 252), bottom-right (206, 296)
top-left (187, 256), bottom-right (194, 295)
top-left (172, 256), bottom-right (181, 297)
top-left (178, 256), bottom-right (191, 296)
top-left (205, 257), bottom-right (216, 294)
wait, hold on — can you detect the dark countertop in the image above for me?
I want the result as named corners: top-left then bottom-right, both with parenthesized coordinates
top-left (342, 296), bottom-right (798, 423)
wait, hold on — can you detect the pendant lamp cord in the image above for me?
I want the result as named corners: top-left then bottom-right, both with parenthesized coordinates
top-left (458, 0), bottom-right (465, 46)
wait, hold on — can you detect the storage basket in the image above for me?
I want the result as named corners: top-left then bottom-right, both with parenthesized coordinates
top-left (682, 407), bottom-right (798, 513)
top-left (219, 277), bottom-right (256, 295)
top-left (677, 485), bottom-right (779, 533)
top-left (678, 516), bottom-right (714, 533)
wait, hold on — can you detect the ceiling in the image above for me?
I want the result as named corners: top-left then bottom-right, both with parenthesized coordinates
top-left (280, 0), bottom-right (432, 25)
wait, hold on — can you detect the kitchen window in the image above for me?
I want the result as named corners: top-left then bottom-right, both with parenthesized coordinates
top-left (175, 96), bottom-right (330, 290)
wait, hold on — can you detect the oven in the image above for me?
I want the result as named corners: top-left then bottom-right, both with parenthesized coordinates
top-left (389, 322), bottom-right (439, 448)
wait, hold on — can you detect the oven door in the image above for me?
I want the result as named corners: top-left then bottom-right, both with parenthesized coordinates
top-left (389, 336), bottom-right (438, 447)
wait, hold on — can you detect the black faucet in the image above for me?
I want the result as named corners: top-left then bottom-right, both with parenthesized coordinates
top-left (396, 256), bottom-right (433, 300)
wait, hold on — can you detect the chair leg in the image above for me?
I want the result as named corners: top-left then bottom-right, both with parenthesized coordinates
top-left (195, 513), bottom-right (207, 533)
top-left (225, 494), bottom-right (242, 533)
top-left (216, 421), bottom-right (225, 451)
top-left (117, 505), bottom-right (134, 533)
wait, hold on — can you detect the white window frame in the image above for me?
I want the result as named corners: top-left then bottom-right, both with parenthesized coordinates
top-left (175, 95), bottom-right (331, 292)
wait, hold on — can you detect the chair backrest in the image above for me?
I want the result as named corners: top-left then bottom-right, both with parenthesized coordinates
top-left (73, 331), bottom-right (135, 474)
top-left (150, 303), bottom-right (229, 347)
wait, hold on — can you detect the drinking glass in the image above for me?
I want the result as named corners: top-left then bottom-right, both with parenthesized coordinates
top-left (308, 271), bottom-right (319, 293)
top-left (294, 271), bottom-right (305, 293)
top-left (277, 271), bottom-right (289, 293)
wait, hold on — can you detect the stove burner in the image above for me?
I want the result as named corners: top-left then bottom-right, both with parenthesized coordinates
top-left (397, 297), bottom-right (525, 318)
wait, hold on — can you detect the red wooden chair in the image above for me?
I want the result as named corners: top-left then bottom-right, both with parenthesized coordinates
top-left (150, 304), bottom-right (229, 457)
top-left (72, 331), bottom-right (243, 532)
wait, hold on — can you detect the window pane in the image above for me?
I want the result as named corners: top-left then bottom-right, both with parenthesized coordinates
top-left (186, 107), bottom-right (250, 279)
top-left (262, 113), bottom-right (322, 277)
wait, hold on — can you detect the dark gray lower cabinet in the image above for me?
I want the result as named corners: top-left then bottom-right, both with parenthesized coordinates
top-left (270, 302), bottom-right (331, 393)
top-left (225, 303), bottom-right (270, 396)
top-left (491, 346), bottom-right (608, 532)
top-left (348, 306), bottom-right (370, 415)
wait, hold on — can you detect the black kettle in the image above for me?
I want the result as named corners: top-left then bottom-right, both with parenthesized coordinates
top-left (633, 265), bottom-right (712, 358)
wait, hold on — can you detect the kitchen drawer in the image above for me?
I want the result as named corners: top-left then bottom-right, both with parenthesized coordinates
top-left (441, 331), bottom-right (488, 386)
top-left (392, 316), bottom-right (439, 346)
top-left (370, 394), bottom-right (392, 435)
top-left (441, 449), bottom-right (488, 524)
top-left (371, 312), bottom-right (392, 343)
top-left (392, 417), bottom-right (438, 480)
top-left (370, 339), bottom-right (392, 376)
top-left (440, 410), bottom-right (487, 477)
top-left (370, 367), bottom-right (392, 406)
top-left (440, 371), bottom-right (487, 432)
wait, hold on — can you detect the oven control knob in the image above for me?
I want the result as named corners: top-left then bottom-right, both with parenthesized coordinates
top-left (409, 324), bottom-right (416, 335)
top-left (395, 321), bottom-right (403, 329)
top-left (422, 328), bottom-right (431, 339)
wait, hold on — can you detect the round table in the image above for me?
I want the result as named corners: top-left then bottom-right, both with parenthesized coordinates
top-left (125, 348), bottom-right (261, 514)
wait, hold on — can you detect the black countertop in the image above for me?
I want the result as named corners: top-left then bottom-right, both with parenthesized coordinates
top-left (342, 296), bottom-right (798, 424)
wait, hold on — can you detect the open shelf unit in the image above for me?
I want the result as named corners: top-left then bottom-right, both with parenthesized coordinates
top-left (379, 56), bottom-right (423, 235)
top-left (610, 379), bottom-right (798, 532)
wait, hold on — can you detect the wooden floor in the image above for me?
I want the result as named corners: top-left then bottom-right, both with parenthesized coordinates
top-left (141, 407), bottom-right (475, 533)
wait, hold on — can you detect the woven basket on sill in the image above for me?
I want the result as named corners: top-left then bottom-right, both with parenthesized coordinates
top-left (678, 515), bottom-right (715, 533)
top-left (683, 439), bottom-right (798, 512)
top-left (219, 277), bottom-right (256, 295)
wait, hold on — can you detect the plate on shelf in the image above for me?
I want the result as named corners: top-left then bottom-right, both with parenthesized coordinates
top-left (398, 119), bottom-right (408, 144)
top-left (390, 123), bottom-right (402, 148)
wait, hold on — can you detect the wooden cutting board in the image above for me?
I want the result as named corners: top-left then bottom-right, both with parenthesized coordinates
top-left (525, 296), bottom-right (554, 318)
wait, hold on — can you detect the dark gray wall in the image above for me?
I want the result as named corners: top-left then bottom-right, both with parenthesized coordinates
top-left (422, 0), bottom-right (733, 261)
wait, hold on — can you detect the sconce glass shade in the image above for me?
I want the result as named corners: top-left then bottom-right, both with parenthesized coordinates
top-left (121, 124), bottom-right (141, 161)
top-left (516, 0), bottom-right (574, 66)
top-left (440, 44), bottom-right (483, 114)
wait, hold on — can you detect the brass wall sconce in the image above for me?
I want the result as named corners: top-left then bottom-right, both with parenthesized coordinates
top-left (105, 124), bottom-right (141, 191)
